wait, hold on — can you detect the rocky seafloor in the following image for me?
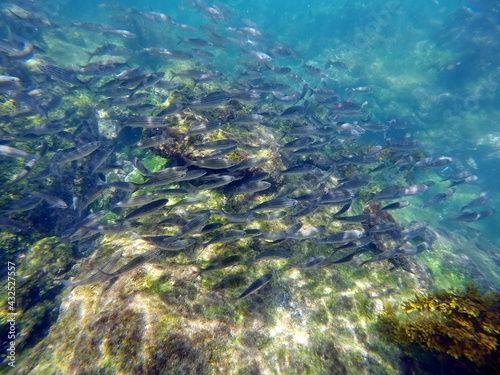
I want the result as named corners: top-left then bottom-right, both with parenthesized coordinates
top-left (4, 212), bottom-right (499, 375)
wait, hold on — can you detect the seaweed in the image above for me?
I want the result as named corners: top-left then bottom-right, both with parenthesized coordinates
top-left (378, 283), bottom-right (500, 369)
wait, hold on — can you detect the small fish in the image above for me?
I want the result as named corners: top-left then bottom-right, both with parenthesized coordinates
top-left (365, 222), bottom-right (397, 233)
top-left (194, 176), bottom-right (237, 191)
top-left (198, 255), bottom-right (242, 273)
top-left (75, 187), bottom-right (110, 214)
top-left (204, 229), bottom-right (248, 246)
top-left (333, 236), bottom-right (373, 252)
top-left (201, 146), bottom-right (238, 159)
top-left (194, 139), bottom-right (239, 150)
top-left (302, 64), bottom-right (328, 78)
top-left (233, 114), bottom-right (265, 125)
top-left (75, 210), bottom-right (110, 228)
top-left (2, 157), bottom-right (37, 188)
top-left (252, 211), bottom-right (288, 221)
top-left (167, 195), bottom-right (209, 210)
top-left (360, 247), bottom-right (400, 266)
top-left (188, 91), bottom-right (232, 109)
top-left (337, 173), bottom-right (371, 189)
top-left (329, 249), bottom-right (368, 264)
top-left (333, 202), bottom-right (352, 216)
top-left (50, 141), bottom-right (102, 164)
top-left (177, 170), bottom-right (208, 182)
top-left (461, 193), bottom-right (489, 212)
top-left (138, 170), bottom-right (187, 188)
top-left (184, 121), bottom-right (225, 136)
top-left (397, 242), bottom-right (430, 256)
top-left (250, 197), bottom-right (298, 212)
top-left (415, 156), bottom-right (453, 169)
top-left (121, 199), bottom-right (169, 221)
top-left (441, 170), bottom-right (473, 182)
top-left (335, 214), bottom-right (371, 223)
top-left (217, 210), bottom-right (254, 223)
top-left (100, 248), bottom-right (161, 278)
top-left (401, 221), bottom-right (428, 239)
top-left (2, 196), bottom-right (42, 213)
top-left (0, 75), bottom-right (22, 91)
top-left (230, 180), bottom-right (271, 195)
top-left (280, 137), bottom-right (315, 150)
top-left (315, 230), bottom-right (365, 244)
top-left (420, 188), bottom-right (455, 209)
top-left (135, 135), bottom-right (170, 149)
top-left (38, 65), bottom-right (88, 86)
top-left (0, 216), bottom-right (31, 231)
top-left (279, 164), bottom-right (319, 176)
top-left (0, 145), bottom-right (39, 160)
top-left (251, 250), bottom-right (291, 264)
top-left (448, 211), bottom-right (480, 222)
top-left (400, 184), bottom-right (428, 197)
top-left (174, 211), bottom-right (211, 239)
top-left (105, 29), bottom-right (136, 38)
top-left (114, 195), bottom-right (160, 208)
top-left (154, 189), bottom-right (189, 197)
top-left (294, 256), bottom-right (327, 268)
top-left (280, 106), bottom-right (306, 119)
top-left (184, 157), bottom-right (236, 170)
top-left (156, 102), bottom-right (188, 117)
top-left (60, 251), bottom-right (123, 286)
top-left (360, 122), bottom-right (388, 132)
top-left (90, 222), bottom-right (139, 233)
top-left (236, 273), bottom-right (273, 300)
top-left (318, 189), bottom-right (356, 205)
top-left (385, 137), bottom-right (420, 150)
top-left (30, 192), bottom-right (68, 209)
top-left (145, 237), bottom-right (197, 251)
top-left (121, 116), bottom-right (170, 128)
top-left (382, 201), bottom-right (410, 210)
top-left (244, 50), bottom-right (272, 62)
top-left (287, 225), bottom-right (326, 239)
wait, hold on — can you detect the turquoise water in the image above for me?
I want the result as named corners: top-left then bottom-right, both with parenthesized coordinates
top-left (1, 0), bottom-right (499, 374)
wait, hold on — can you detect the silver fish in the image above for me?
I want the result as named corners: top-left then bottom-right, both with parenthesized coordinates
top-left (185, 158), bottom-right (236, 169)
top-left (50, 141), bottom-right (101, 164)
top-left (250, 197), bottom-right (298, 212)
top-left (360, 247), bottom-right (400, 266)
top-left (121, 116), bottom-right (170, 128)
top-left (366, 222), bottom-right (397, 233)
top-left (294, 256), bottom-right (327, 269)
top-left (194, 139), bottom-right (239, 150)
top-left (198, 255), bottom-right (242, 273)
top-left (0, 145), bottom-right (39, 160)
top-left (382, 200), bottom-right (410, 210)
top-left (122, 199), bottom-right (169, 221)
top-left (287, 225), bottom-right (326, 239)
top-left (30, 192), bottom-right (68, 209)
top-left (318, 188), bottom-right (355, 205)
top-left (230, 180), bottom-right (271, 195)
top-left (204, 229), bottom-right (248, 246)
top-left (251, 250), bottom-right (291, 264)
top-left (60, 251), bottom-right (123, 286)
top-left (184, 121), bottom-right (225, 136)
top-left (236, 273), bottom-right (273, 300)
top-left (114, 195), bottom-right (160, 208)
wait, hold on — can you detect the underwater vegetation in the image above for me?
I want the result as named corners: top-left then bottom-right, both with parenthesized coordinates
top-left (378, 283), bottom-right (500, 371)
